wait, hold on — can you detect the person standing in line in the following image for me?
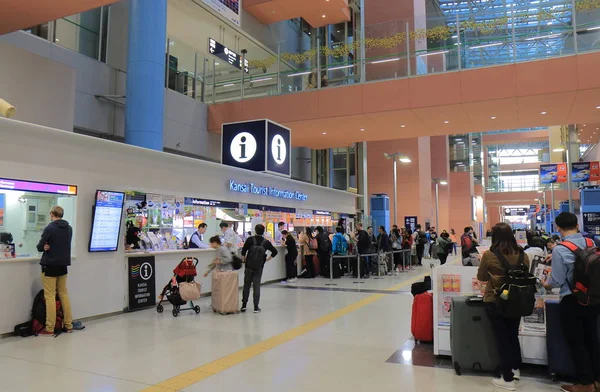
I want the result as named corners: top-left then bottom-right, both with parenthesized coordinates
top-left (450, 229), bottom-right (458, 256)
top-left (545, 212), bottom-right (600, 392)
top-left (36, 206), bottom-right (74, 336)
top-left (414, 224), bottom-right (427, 266)
top-left (436, 232), bottom-right (452, 265)
top-left (275, 221), bottom-right (285, 245)
top-left (240, 224), bottom-right (278, 313)
top-left (315, 226), bottom-right (331, 277)
top-left (189, 223), bottom-right (209, 249)
top-left (477, 222), bottom-right (529, 391)
top-left (429, 228), bottom-right (438, 259)
top-left (355, 223), bottom-right (371, 278)
top-left (281, 230), bottom-right (298, 283)
top-left (298, 227), bottom-right (316, 278)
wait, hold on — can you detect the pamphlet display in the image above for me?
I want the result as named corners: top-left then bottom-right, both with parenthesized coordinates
top-left (89, 190), bottom-right (125, 252)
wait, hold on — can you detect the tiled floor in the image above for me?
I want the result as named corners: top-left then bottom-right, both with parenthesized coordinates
top-left (0, 256), bottom-right (564, 391)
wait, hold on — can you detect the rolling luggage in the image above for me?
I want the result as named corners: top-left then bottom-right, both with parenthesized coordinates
top-left (211, 270), bottom-right (239, 314)
top-left (411, 292), bottom-right (434, 342)
top-left (546, 299), bottom-right (576, 380)
top-left (451, 296), bottom-right (499, 375)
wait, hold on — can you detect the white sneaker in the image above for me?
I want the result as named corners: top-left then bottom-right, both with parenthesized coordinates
top-left (288, 278), bottom-right (297, 283)
top-left (492, 377), bottom-right (516, 391)
top-left (512, 369), bottom-right (520, 380)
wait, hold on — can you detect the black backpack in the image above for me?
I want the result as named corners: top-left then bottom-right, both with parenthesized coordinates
top-left (318, 232), bottom-right (331, 254)
top-left (16, 289), bottom-right (64, 337)
top-left (559, 238), bottom-right (600, 306)
top-left (231, 253), bottom-right (243, 270)
top-left (245, 237), bottom-right (268, 271)
top-left (416, 231), bottom-right (427, 245)
top-left (493, 250), bottom-right (537, 318)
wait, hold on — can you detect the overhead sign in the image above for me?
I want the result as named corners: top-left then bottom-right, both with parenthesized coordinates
top-left (504, 207), bottom-right (528, 216)
top-left (572, 162), bottom-right (591, 182)
top-left (208, 38), bottom-right (248, 73)
top-left (404, 216), bottom-right (417, 232)
top-left (203, 0), bottom-right (241, 27)
top-left (128, 256), bottom-right (156, 311)
top-left (222, 119), bottom-right (291, 177)
top-left (228, 180), bottom-right (308, 201)
top-left (0, 177), bottom-right (77, 195)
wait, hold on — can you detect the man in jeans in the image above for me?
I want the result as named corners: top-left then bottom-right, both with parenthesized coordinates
top-left (546, 212), bottom-right (600, 392)
top-left (240, 224), bottom-right (278, 313)
top-left (36, 206), bottom-right (73, 336)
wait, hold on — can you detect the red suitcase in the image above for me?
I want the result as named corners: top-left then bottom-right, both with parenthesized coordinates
top-left (411, 292), bottom-right (434, 342)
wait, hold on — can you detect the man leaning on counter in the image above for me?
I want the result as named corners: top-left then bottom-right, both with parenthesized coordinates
top-left (189, 223), bottom-right (209, 249)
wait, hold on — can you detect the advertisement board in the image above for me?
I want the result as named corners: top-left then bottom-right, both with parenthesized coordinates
top-left (572, 162), bottom-right (591, 182)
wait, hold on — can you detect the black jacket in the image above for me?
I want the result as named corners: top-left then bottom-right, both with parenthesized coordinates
top-left (37, 219), bottom-right (73, 267)
top-left (378, 232), bottom-right (391, 252)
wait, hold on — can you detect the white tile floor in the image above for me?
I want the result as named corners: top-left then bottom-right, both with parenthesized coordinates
top-left (0, 256), bottom-right (561, 392)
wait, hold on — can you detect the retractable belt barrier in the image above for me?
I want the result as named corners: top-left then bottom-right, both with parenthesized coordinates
top-left (391, 249), bottom-right (412, 273)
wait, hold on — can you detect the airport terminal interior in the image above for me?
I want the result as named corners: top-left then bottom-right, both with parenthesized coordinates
top-left (0, 0), bottom-right (600, 390)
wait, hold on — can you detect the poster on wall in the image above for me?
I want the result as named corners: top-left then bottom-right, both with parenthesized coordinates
top-left (572, 162), bottom-right (591, 182)
top-left (539, 164), bottom-right (559, 184)
top-left (203, 0), bottom-right (241, 27)
top-left (128, 256), bottom-right (156, 311)
top-left (0, 193), bottom-right (4, 229)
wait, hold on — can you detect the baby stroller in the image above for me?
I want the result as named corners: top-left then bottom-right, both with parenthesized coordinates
top-left (157, 257), bottom-right (201, 317)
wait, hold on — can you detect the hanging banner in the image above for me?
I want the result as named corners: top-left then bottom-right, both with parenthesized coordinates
top-left (590, 161), bottom-right (600, 182)
top-left (572, 162), bottom-right (591, 182)
top-left (203, 0), bottom-right (241, 27)
top-left (540, 164), bottom-right (559, 184)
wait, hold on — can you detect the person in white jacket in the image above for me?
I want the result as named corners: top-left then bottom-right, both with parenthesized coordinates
top-left (220, 222), bottom-right (241, 253)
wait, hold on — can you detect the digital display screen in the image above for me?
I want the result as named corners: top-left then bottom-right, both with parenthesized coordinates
top-left (89, 190), bottom-right (125, 252)
top-left (0, 177), bottom-right (77, 195)
top-left (208, 37), bottom-right (249, 73)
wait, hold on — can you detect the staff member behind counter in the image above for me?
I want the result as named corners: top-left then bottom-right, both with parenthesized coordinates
top-left (189, 223), bottom-right (209, 249)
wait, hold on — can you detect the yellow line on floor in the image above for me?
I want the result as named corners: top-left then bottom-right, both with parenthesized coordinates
top-left (142, 273), bottom-right (428, 392)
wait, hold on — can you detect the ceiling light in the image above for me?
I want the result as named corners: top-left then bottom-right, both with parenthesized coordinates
top-left (223, 83), bottom-right (235, 87)
top-left (251, 77), bottom-right (273, 83)
top-left (287, 71), bottom-right (312, 77)
top-left (444, 120), bottom-right (450, 124)
top-left (399, 157), bottom-right (412, 163)
top-left (525, 33), bottom-right (561, 41)
top-left (541, 111), bottom-right (547, 115)
top-left (400, 124), bottom-right (406, 128)
top-left (596, 106), bottom-right (600, 109)
top-left (587, 26), bottom-right (600, 31)
top-left (552, 148), bottom-right (565, 152)
top-left (322, 14), bottom-right (326, 18)
top-left (491, 116), bottom-right (496, 119)
top-left (584, 124), bottom-right (587, 126)
top-left (418, 50), bottom-right (449, 57)
top-left (327, 64), bottom-right (354, 71)
top-left (469, 42), bottom-right (503, 50)
top-left (55, 38), bottom-right (60, 42)
top-left (371, 58), bottom-right (400, 64)
top-left (360, 128), bottom-right (365, 131)
top-left (215, 62), bottom-right (220, 65)
top-left (322, 132), bottom-right (327, 135)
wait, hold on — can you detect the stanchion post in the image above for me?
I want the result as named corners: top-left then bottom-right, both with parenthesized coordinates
top-left (354, 253), bottom-right (364, 284)
top-left (374, 252), bottom-right (383, 279)
top-left (326, 254), bottom-right (337, 286)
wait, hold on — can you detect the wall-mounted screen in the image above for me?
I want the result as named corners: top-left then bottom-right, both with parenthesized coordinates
top-left (89, 190), bottom-right (125, 252)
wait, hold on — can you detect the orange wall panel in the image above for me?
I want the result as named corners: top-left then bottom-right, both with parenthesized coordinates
top-left (515, 56), bottom-right (578, 97)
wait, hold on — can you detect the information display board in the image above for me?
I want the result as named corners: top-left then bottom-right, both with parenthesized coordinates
top-left (89, 190), bottom-right (125, 252)
top-left (208, 38), bottom-right (248, 73)
top-left (128, 255), bottom-right (156, 311)
top-left (583, 212), bottom-right (600, 236)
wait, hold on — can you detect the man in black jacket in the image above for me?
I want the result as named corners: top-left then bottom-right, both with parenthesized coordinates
top-left (36, 206), bottom-right (73, 336)
top-left (240, 224), bottom-right (278, 313)
top-left (356, 223), bottom-right (371, 278)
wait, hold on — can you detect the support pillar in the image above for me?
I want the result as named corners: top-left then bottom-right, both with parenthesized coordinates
top-left (125, 0), bottom-right (167, 151)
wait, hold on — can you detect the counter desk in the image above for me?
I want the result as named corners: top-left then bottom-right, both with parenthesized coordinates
top-left (124, 245), bottom-right (286, 311)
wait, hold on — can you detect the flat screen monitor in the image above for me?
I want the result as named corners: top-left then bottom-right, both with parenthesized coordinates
top-left (89, 190), bottom-right (125, 252)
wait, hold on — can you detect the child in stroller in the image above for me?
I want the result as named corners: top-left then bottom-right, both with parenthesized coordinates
top-left (157, 257), bottom-right (201, 317)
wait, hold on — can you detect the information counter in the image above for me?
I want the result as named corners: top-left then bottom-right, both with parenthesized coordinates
top-left (124, 246), bottom-right (286, 311)
top-left (432, 264), bottom-right (552, 365)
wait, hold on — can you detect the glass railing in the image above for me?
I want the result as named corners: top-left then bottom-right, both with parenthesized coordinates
top-left (164, 0), bottom-right (600, 104)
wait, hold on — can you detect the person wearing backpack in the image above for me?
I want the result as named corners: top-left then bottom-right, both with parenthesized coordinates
top-left (544, 212), bottom-right (600, 392)
top-left (315, 226), bottom-right (331, 277)
top-left (332, 226), bottom-right (348, 256)
top-left (414, 224), bottom-right (427, 266)
top-left (36, 205), bottom-right (74, 336)
top-left (477, 222), bottom-right (531, 391)
top-left (240, 224), bottom-right (278, 313)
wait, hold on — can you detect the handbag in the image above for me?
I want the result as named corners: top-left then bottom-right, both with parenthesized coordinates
top-left (179, 281), bottom-right (201, 301)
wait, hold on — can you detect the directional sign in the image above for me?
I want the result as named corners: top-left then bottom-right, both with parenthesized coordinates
top-left (208, 38), bottom-right (248, 73)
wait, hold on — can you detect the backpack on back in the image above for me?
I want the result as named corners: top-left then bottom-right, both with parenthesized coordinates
top-left (493, 251), bottom-right (537, 318)
top-left (416, 231), bottom-right (427, 245)
top-left (318, 233), bottom-right (331, 254)
top-left (333, 233), bottom-right (348, 255)
top-left (559, 238), bottom-right (600, 306)
top-left (245, 237), bottom-right (268, 271)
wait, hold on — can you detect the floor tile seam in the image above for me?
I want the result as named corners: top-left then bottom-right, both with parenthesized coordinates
top-left (0, 353), bottom-right (152, 386)
top-left (142, 271), bottom-right (430, 392)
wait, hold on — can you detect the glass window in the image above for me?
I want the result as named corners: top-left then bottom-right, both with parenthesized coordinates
top-left (0, 189), bottom-right (76, 259)
top-left (54, 8), bottom-right (106, 60)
